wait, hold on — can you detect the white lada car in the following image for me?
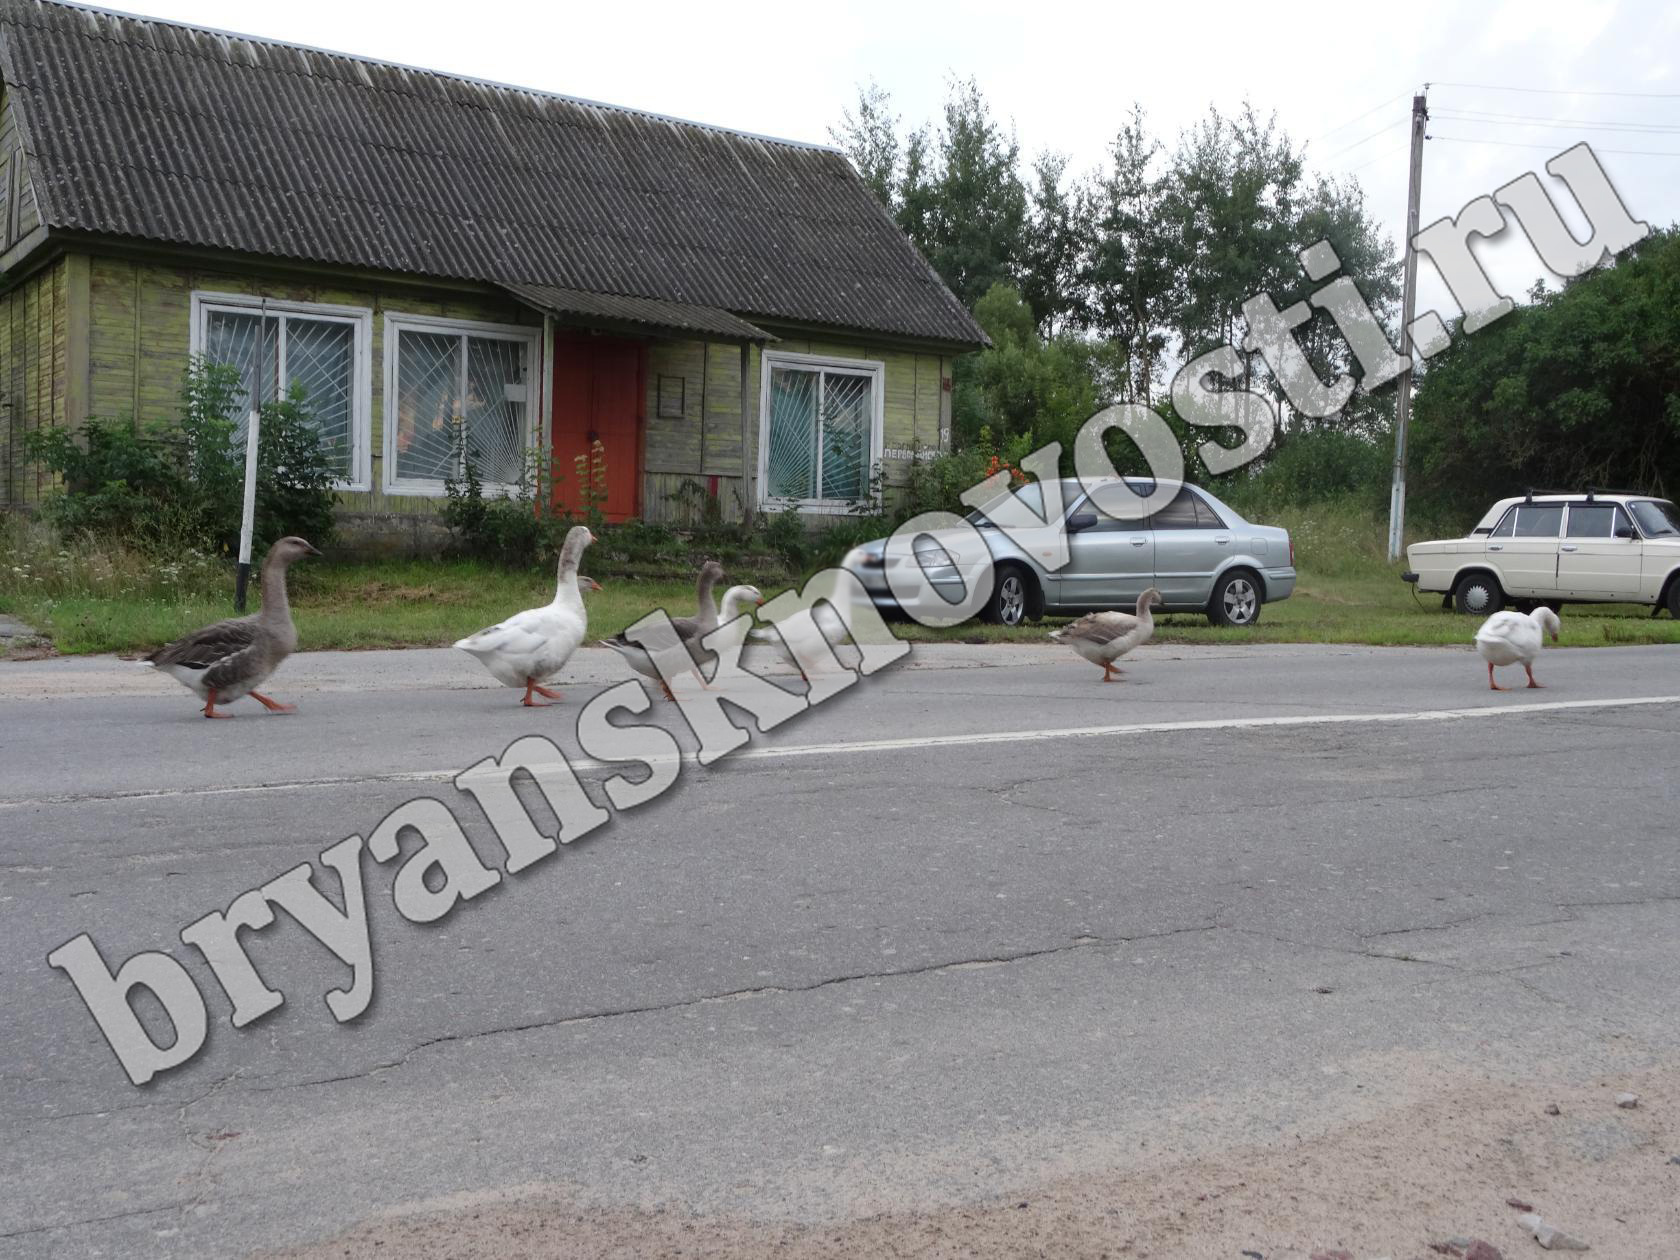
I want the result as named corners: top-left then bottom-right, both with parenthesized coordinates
top-left (1403, 492), bottom-right (1680, 616)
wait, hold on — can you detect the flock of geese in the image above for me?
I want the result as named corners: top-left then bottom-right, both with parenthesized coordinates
top-left (145, 526), bottom-right (1563, 716)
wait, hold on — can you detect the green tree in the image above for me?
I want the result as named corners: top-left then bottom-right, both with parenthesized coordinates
top-left (1410, 226), bottom-right (1680, 517)
top-left (829, 80), bottom-right (900, 209)
top-left (909, 79), bottom-right (1028, 307)
top-left (1085, 105), bottom-right (1175, 403)
top-left (953, 284), bottom-right (1124, 461)
top-left (1020, 151), bottom-right (1089, 339)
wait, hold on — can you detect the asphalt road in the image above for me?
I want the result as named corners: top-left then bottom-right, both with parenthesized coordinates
top-left (1, 639), bottom-right (1677, 1257)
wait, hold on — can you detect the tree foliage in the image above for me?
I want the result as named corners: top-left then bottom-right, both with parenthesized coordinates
top-left (832, 84), bottom-right (1403, 452)
top-left (1410, 226), bottom-right (1680, 519)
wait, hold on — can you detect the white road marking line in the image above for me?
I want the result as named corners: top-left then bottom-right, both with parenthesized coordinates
top-left (5, 694), bottom-right (1676, 808)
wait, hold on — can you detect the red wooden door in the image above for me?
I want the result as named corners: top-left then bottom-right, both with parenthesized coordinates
top-left (551, 336), bottom-right (644, 522)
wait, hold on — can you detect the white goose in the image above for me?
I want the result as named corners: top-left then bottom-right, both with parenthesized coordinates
top-left (1048, 587), bottom-right (1162, 682)
top-left (1475, 606), bottom-right (1560, 690)
top-left (602, 580), bottom-right (760, 700)
top-left (454, 525), bottom-right (598, 706)
top-left (746, 599), bottom-right (855, 681)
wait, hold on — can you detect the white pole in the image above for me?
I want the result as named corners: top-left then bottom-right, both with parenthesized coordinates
top-left (235, 299), bottom-right (268, 612)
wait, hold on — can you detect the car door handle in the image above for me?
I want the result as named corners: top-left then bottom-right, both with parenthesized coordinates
top-left (1487, 544), bottom-right (1504, 551)
top-left (1560, 544), bottom-right (1578, 552)
top-left (1214, 535), bottom-right (1230, 545)
top-left (1130, 536), bottom-right (1147, 546)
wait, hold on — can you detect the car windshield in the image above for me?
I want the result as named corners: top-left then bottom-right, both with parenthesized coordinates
top-left (1630, 499), bottom-right (1680, 537)
top-left (965, 481), bottom-right (1045, 527)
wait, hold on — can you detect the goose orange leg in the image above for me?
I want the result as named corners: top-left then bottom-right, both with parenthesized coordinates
top-left (520, 678), bottom-right (554, 707)
top-left (530, 681), bottom-right (564, 700)
top-left (1487, 662), bottom-right (1505, 691)
top-left (202, 688), bottom-right (233, 719)
top-left (1524, 663), bottom-right (1543, 689)
top-left (1102, 662), bottom-right (1124, 683)
top-left (250, 691), bottom-right (296, 714)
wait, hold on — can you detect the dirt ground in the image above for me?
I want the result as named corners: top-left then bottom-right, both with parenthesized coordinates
top-left (270, 1064), bottom-right (1677, 1260)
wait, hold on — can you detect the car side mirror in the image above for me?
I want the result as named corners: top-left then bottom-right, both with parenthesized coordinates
top-left (1067, 511), bottom-right (1098, 534)
top-left (1615, 526), bottom-right (1635, 539)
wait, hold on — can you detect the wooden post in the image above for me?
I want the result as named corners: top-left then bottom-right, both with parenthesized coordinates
top-left (739, 340), bottom-right (753, 526)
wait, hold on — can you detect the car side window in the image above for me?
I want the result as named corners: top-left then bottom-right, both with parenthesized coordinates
top-left (1145, 488), bottom-right (1201, 530)
top-left (1490, 510), bottom-right (1516, 538)
top-left (1565, 504), bottom-right (1615, 537)
top-left (1192, 495), bottom-right (1226, 528)
top-left (1512, 504), bottom-right (1563, 538)
top-left (1612, 505), bottom-right (1634, 538)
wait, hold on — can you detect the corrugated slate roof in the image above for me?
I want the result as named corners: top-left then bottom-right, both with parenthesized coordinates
top-left (0, 0), bottom-right (986, 347)
top-left (499, 282), bottom-right (775, 343)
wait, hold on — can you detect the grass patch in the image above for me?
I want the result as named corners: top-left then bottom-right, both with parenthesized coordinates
top-left (3, 504), bottom-right (1677, 655)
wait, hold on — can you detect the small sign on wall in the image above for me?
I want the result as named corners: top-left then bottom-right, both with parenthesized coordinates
top-left (657, 374), bottom-right (686, 419)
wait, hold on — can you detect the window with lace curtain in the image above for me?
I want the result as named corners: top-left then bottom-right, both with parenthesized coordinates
top-left (757, 352), bottom-right (884, 511)
top-left (191, 294), bottom-right (372, 489)
top-left (384, 314), bottom-right (540, 496)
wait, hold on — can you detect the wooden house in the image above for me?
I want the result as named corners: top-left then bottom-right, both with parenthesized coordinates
top-left (0, 0), bottom-right (985, 547)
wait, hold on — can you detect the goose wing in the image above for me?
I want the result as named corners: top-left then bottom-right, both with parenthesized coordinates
top-left (1063, 610), bottom-right (1141, 646)
top-left (148, 616), bottom-right (260, 670)
top-left (1474, 611), bottom-right (1531, 646)
top-left (453, 605), bottom-right (557, 657)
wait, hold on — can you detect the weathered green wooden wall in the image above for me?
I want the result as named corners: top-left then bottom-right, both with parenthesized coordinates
top-left (81, 256), bottom-right (541, 545)
top-left (640, 335), bottom-right (953, 526)
top-left (0, 256), bottom-right (67, 508)
top-left (3, 244), bottom-right (961, 535)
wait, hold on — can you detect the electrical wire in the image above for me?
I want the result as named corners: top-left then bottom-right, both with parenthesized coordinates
top-left (1347, 138), bottom-right (1412, 174)
top-left (1429, 134), bottom-right (1680, 158)
top-left (1432, 81), bottom-right (1680, 100)
top-left (1324, 117), bottom-right (1408, 160)
top-left (1433, 108), bottom-right (1680, 135)
top-left (1312, 91), bottom-right (1411, 142)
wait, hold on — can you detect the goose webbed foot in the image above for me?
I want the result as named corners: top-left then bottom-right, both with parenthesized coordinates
top-left (250, 691), bottom-right (296, 714)
top-left (521, 678), bottom-right (555, 707)
top-left (202, 689), bottom-right (234, 719)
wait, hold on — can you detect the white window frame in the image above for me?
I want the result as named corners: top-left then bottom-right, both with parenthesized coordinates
top-left (383, 312), bottom-right (544, 499)
top-left (189, 292), bottom-right (374, 492)
top-left (757, 350), bottom-right (885, 513)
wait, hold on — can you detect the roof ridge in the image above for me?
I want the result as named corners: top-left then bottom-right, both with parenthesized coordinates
top-left (6, 0), bottom-right (845, 155)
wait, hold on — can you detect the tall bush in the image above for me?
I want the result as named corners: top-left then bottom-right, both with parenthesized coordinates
top-left (25, 359), bottom-right (341, 553)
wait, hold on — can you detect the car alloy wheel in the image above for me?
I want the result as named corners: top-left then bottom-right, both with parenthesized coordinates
top-left (1219, 576), bottom-right (1258, 625)
top-left (996, 571), bottom-right (1026, 626)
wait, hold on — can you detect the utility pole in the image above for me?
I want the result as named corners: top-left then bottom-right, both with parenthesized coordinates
top-left (1387, 90), bottom-right (1428, 564)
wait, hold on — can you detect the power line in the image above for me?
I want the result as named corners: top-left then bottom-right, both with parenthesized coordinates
top-left (1312, 91), bottom-right (1411, 142)
top-left (1433, 109), bottom-right (1680, 135)
top-left (1347, 138), bottom-right (1412, 174)
top-left (1429, 134), bottom-right (1680, 158)
top-left (1324, 117), bottom-right (1407, 160)
top-left (1431, 80), bottom-right (1680, 101)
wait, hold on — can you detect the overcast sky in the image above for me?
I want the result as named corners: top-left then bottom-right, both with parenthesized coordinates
top-left (109, 0), bottom-right (1679, 328)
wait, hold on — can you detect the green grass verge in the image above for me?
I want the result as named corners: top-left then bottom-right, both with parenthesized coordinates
top-left (3, 500), bottom-right (1678, 655)
top-left (5, 554), bottom-right (1678, 657)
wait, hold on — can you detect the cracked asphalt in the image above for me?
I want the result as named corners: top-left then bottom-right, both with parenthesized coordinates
top-left (1, 640), bottom-right (1677, 1258)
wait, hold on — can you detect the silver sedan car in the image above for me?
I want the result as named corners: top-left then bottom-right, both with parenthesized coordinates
top-left (845, 478), bottom-right (1296, 627)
